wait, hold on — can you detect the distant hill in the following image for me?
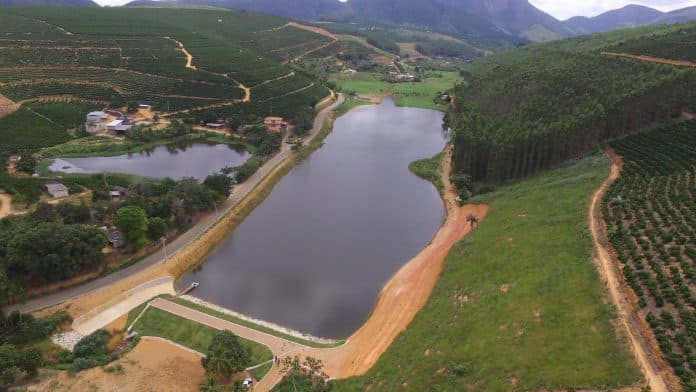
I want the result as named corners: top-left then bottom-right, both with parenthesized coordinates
top-left (565, 5), bottom-right (662, 34)
top-left (125, 0), bottom-right (568, 47)
top-left (125, 1), bottom-right (696, 45)
top-left (0, 0), bottom-right (99, 6)
top-left (564, 5), bottom-right (696, 34)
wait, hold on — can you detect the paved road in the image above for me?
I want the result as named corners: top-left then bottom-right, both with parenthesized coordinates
top-left (151, 298), bottom-right (302, 391)
top-left (6, 94), bottom-right (344, 314)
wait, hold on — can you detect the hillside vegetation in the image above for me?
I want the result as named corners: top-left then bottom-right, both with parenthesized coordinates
top-left (605, 121), bottom-right (696, 390)
top-left (0, 8), bottom-right (329, 113)
top-left (449, 22), bottom-right (696, 183)
top-left (334, 154), bottom-right (640, 390)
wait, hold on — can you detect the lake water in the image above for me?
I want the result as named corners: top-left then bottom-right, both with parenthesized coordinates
top-left (178, 98), bottom-right (448, 338)
top-left (48, 142), bottom-right (249, 180)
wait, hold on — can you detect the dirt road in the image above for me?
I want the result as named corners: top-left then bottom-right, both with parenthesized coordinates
top-left (149, 147), bottom-right (488, 391)
top-left (0, 192), bottom-right (12, 219)
top-left (589, 149), bottom-right (669, 392)
top-left (0, 94), bottom-right (19, 118)
top-left (602, 51), bottom-right (696, 67)
top-left (165, 36), bottom-right (251, 103)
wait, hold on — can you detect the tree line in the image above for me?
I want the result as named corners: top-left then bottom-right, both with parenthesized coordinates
top-left (449, 47), bottom-right (696, 183)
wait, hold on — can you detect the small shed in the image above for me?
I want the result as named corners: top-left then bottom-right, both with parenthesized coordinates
top-left (42, 181), bottom-right (69, 198)
top-left (8, 155), bottom-right (21, 162)
top-left (138, 104), bottom-right (152, 110)
top-left (106, 229), bottom-right (125, 249)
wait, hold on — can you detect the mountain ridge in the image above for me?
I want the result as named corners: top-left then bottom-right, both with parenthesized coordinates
top-left (0, 0), bottom-right (99, 6)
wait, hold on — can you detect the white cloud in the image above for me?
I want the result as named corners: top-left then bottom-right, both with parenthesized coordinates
top-left (529, 0), bottom-right (696, 20)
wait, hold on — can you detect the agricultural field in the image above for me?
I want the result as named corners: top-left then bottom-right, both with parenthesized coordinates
top-left (332, 70), bottom-right (460, 111)
top-left (335, 154), bottom-right (641, 391)
top-left (0, 7), bottom-right (330, 118)
top-left (604, 22), bottom-right (696, 62)
top-left (604, 120), bottom-right (696, 390)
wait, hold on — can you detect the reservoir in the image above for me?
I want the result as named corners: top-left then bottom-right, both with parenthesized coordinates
top-left (48, 142), bottom-right (249, 181)
top-left (178, 98), bottom-right (448, 338)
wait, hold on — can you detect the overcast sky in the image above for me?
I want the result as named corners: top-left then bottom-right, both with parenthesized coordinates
top-left (94, 0), bottom-right (696, 20)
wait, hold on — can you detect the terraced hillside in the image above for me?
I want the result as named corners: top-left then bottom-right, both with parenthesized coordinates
top-left (604, 121), bottom-right (696, 390)
top-left (448, 22), bottom-right (696, 183)
top-left (0, 8), bottom-right (330, 116)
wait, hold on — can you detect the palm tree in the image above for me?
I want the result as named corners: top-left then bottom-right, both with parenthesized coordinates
top-left (466, 213), bottom-right (479, 228)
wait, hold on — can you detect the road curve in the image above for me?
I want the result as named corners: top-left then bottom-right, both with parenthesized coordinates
top-left (6, 94), bottom-right (344, 314)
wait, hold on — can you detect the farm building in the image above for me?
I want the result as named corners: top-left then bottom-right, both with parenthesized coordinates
top-left (264, 116), bottom-right (288, 133)
top-left (107, 119), bottom-right (133, 136)
top-left (86, 111), bottom-right (108, 122)
top-left (85, 111), bottom-right (108, 134)
top-left (42, 181), bottom-right (69, 198)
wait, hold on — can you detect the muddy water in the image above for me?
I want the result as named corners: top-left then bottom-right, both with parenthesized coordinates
top-left (48, 141), bottom-right (249, 180)
top-left (179, 98), bottom-right (448, 338)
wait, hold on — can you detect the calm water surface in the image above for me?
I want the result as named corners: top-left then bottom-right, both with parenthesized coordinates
top-left (178, 98), bottom-right (448, 338)
top-left (48, 142), bottom-right (249, 180)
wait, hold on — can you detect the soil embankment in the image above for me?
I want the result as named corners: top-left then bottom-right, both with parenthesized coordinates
top-left (589, 149), bottom-right (673, 392)
top-left (28, 337), bottom-right (205, 392)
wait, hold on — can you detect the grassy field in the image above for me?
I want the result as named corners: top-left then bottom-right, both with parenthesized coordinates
top-left (168, 297), bottom-right (343, 348)
top-left (408, 152), bottom-right (444, 193)
top-left (334, 154), bottom-right (641, 391)
top-left (126, 305), bottom-right (273, 380)
top-left (332, 71), bottom-right (461, 111)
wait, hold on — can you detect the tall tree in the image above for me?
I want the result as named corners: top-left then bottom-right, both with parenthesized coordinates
top-left (201, 331), bottom-right (250, 379)
top-left (114, 206), bottom-right (148, 244)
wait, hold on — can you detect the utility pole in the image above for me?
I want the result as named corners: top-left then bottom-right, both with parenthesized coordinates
top-left (160, 236), bottom-right (168, 261)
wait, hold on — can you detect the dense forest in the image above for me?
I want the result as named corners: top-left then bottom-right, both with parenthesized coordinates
top-left (449, 22), bottom-right (696, 183)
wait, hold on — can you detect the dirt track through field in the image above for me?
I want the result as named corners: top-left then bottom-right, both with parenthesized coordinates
top-left (602, 51), bottom-right (696, 67)
top-left (589, 149), bottom-right (670, 392)
top-left (165, 37), bottom-right (251, 104)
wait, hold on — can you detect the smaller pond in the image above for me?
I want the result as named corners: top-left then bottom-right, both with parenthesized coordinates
top-left (47, 142), bottom-right (250, 180)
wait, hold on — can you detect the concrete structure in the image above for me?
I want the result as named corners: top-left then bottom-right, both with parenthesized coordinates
top-left (205, 123), bottom-right (225, 129)
top-left (264, 116), bottom-right (288, 133)
top-left (86, 111), bottom-right (108, 122)
top-left (42, 181), bottom-right (69, 198)
top-left (85, 111), bottom-right (108, 134)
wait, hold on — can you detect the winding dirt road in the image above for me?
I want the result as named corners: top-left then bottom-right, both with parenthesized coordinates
top-left (589, 149), bottom-right (670, 392)
top-left (602, 51), bottom-right (696, 67)
top-left (165, 36), bottom-right (251, 103)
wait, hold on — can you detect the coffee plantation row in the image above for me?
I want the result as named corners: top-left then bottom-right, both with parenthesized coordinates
top-left (604, 120), bottom-right (696, 390)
